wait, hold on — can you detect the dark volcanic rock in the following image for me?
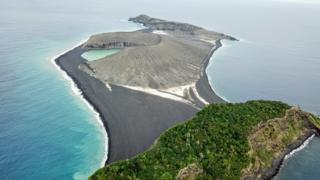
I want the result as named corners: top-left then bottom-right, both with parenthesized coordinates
top-left (129, 14), bottom-right (203, 34)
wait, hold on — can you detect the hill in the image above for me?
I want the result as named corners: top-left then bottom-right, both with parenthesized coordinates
top-left (90, 100), bottom-right (319, 179)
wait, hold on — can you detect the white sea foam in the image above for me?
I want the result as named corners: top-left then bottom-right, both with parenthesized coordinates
top-left (206, 74), bottom-right (230, 102)
top-left (205, 40), bottom-right (231, 103)
top-left (49, 34), bottom-right (228, 172)
top-left (284, 134), bottom-right (315, 160)
top-left (50, 39), bottom-right (109, 169)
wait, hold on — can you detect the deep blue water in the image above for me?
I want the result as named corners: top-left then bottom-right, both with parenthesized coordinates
top-left (205, 2), bottom-right (320, 178)
top-left (0, 0), bottom-right (319, 179)
top-left (275, 137), bottom-right (320, 180)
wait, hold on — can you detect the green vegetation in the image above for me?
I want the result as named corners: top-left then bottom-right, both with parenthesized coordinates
top-left (90, 100), bottom-right (320, 180)
top-left (308, 114), bottom-right (320, 129)
top-left (243, 107), bottom-right (316, 178)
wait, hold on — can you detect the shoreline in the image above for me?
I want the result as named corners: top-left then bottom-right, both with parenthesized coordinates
top-left (50, 30), bottom-right (319, 180)
top-left (51, 16), bottom-right (235, 165)
top-left (201, 39), bottom-right (320, 179)
top-left (284, 134), bottom-right (315, 160)
top-left (111, 39), bottom-right (227, 108)
top-left (50, 33), bottom-right (318, 180)
top-left (52, 15), bottom-right (245, 170)
top-left (272, 133), bottom-right (316, 179)
top-left (205, 39), bottom-right (319, 179)
top-left (53, 44), bottom-right (199, 163)
top-left (201, 39), bottom-right (230, 103)
top-left (199, 38), bottom-right (319, 179)
top-left (50, 40), bottom-right (109, 168)
top-left (268, 131), bottom-right (318, 179)
top-left (53, 30), bottom-right (224, 163)
top-left (205, 39), bottom-right (233, 103)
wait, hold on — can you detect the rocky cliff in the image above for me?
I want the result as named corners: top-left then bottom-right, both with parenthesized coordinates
top-left (90, 101), bottom-right (320, 179)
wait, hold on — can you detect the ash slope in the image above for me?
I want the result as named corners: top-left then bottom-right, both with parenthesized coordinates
top-left (55, 15), bottom-right (231, 164)
top-left (81, 15), bottom-right (235, 90)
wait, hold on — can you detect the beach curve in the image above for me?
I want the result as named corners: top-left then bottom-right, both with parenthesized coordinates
top-left (50, 39), bottom-right (109, 169)
top-left (52, 15), bottom-right (233, 164)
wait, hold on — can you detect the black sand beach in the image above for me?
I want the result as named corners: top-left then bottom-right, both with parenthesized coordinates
top-left (54, 15), bottom-right (232, 163)
top-left (55, 39), bottom-right (224, 163)
top-left (196, 40), bottom-right (225, 104)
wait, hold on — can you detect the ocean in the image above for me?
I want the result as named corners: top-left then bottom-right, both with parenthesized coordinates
top-left (0, 0), bottom-right (319, 179)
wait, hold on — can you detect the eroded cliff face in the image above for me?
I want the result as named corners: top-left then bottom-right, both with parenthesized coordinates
top-left (129, 14), bottom-right (203, 34)
top-left (129, 15), bottom-right (238, 41)
top-left (176, 164), bottom-right (203, 180)
top-left (242, 107), bottom-right (319, 180)
top-left (89, 101), bottom-right (320, 179)
top-left (82, 31), bottom-right (160, 49)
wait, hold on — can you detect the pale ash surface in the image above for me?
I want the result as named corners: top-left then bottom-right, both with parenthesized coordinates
top-left (79, 15), bottom-right (235, 106)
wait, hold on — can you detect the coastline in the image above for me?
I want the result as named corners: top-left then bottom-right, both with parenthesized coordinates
top-left (50, 29), bottom-right (320, 180)
top-left (53, 44), bottom-right (199, 163)
top-left (51, 13), bottom-right (242, 166)
top-left (284, 134), bottom-right (315, 160)
top-left (205, 40), bottom-right (319, 179)
top-left (52, 26), bottom-right (228, 164)
top-left (200, 39), bottom-right (320, 179)
top-left (202, 38), bottom-right (320, 179)
top-left (272, 134), bottom-right (316, 179)
top-left (50, 40), bottom-right (109, 168)
top-left (50, 34), bottom-right (318, 180)
top-left (200, 39), bottom-right (229, 103)
top-left (267, 131), bottom-right (317, 179)
top-left (205, 39), bottom-right (233, 103)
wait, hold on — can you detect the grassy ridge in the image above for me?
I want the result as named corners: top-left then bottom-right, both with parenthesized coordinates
top-left (90, 101), bottom-right (299, 179)
top-left (243, 107), bottom-right (317, 178)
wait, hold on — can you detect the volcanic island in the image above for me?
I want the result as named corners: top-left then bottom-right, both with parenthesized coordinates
top-left (54, 15), bottom-right (320, 179)
top-left (56, 15), bottom-right (235, 162)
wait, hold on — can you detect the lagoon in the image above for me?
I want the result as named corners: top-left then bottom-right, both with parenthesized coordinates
top-left (81, 49), bottom-right (120, 61)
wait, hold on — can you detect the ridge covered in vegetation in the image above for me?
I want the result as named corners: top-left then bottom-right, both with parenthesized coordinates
top-left (90, 100), bottom-right (319, 179)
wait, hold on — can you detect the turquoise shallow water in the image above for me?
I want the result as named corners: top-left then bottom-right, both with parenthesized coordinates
top-left (81, 49), bottom-right (120, 61)
top-left (1, 0), bottom-right (319, 179)
top-left (0, 36), bottom-right (106, 179)
top-left (0, 1), bottom-right (140, 179)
